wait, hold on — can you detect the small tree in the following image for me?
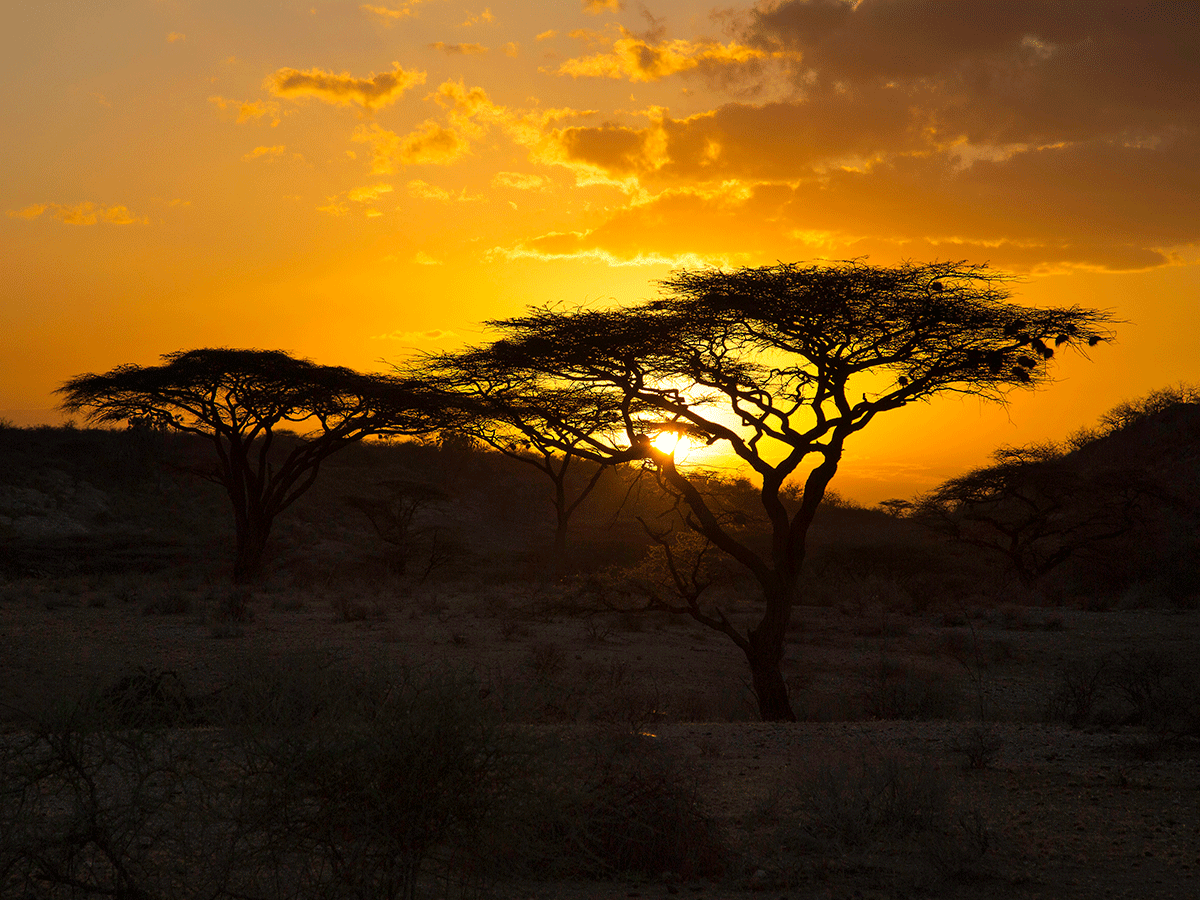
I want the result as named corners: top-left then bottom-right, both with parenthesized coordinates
top-left (416, 359), bottom-right (634, 563)
top-left (442, 261), bottom-right (1112, 720)
top-left (58, 348), bottom-right (440, 582)
top-left (345, 480), bottom-right (448, 576)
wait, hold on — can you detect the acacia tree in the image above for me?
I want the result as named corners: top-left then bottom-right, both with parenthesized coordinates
top-left (444, 260), bottom-right (1112, 720)
top-left (416, 357), bottom-right (634, 561)
top-left (58, 348), bottom-right (442, 582)
top-left (915, 443), bottom-right (1146, 586)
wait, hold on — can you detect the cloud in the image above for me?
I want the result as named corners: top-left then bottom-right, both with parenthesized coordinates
top-left (746, 0), bottom-right (1200, 146)
top-left (347, 183), bottom-right (394, 202)
top-left (208, 95), bottom-right (281, 125)
top-left (361, 3), bottom-right (413, 20)
top-left (8, 204), bottom-right (48, 220)
top-left (557, 32), bottom-right (791, 82)
top-left (166, 32), bottom-right (185, 43)
top-left (371, 327), bottom-right (457, 340)
top-left (360, 1), bottom-right (434, 22)
top-left (491, 171), bottom-right (548, 190)
top-left (266, 62), bottom-right (425, 109)
top-left (7, 202), bottom-right (147, 225)
top-left (407, 179), bottom-right (483, 201)
top-left (412, 252), bottom-right (444, 265)
top-left (459, 8), bottom-right (494, 26)
top-left (430, 42), bottom-right (488, 55)
top-left (511, 130), bottom-right (1200, 273)
top-left (317, 197), bottom-right (349, 216)
top-left (490, 232), bottom-right (715, 268)
top-left (316, 183), bottom-right (396, 216)
top-left (408, 180), bottom-right (452, 200)
top-left (353, 121), bottom-right (470, 172)
top-left (583, 0), bottom-right (621, 13)
top-left (503, 42), bottom-right (519, 57)
top-left (536, 30), bottom-right (557, 41)
top-left (242, 145), bottom-right (286, 161)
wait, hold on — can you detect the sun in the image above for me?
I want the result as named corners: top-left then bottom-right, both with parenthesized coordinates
top-left (650, 429), bottom-right (684, 455)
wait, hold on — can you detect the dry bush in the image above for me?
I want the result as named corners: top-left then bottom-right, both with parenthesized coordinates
top-left (2, 664), bottom-right (540, 900)
top-left (861, 660), bottom-right (964, 721)
top-left (0, 697), bottom-right (242, 900)
top-left (1046, 648), bottom-right (1200, 737)
top-left (524, 640), bottom-right (567, 682)
top-left (749, 746), bottom-right (992, 890)
top-left (502, 729), bottom-right (728, 881)
top-left (139, 590), bottom-right (191, 615)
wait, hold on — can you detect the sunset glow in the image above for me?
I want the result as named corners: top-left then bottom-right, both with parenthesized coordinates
top-left (3, 1), bottom-right (1198, 503)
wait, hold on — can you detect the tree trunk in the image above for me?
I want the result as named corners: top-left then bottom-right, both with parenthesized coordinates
top-left (747, 649), bottom-right (796, 721)
top-left (232, 508), bottom-right (272, 584)
top-left (745, 586), bottom-right (797, 721)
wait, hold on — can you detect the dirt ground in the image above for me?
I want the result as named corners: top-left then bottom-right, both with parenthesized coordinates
top-left (2, 577), bottom-right (1198, 899)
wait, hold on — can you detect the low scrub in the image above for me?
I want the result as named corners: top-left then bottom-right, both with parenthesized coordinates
top-left (749, 747), bottom-right (992, 890)
top-left (1046, 648), bottom-right (1200, 737)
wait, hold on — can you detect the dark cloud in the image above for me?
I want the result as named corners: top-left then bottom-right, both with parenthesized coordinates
top-left (748, 0), bottom-right (1200, 144)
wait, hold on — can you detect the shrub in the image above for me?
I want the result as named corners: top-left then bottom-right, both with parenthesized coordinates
top-left (220, 662), bottom-right (535, 900)
top-left (751, 747), bottom-right (992, 890)
top-left (509, 729), bottom-right (728, 880)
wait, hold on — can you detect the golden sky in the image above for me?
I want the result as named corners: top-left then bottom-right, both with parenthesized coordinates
top-left (3, 0), bottom-right (1198, 502)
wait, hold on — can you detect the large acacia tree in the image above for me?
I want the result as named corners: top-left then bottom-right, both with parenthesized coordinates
top-left (440, 260), bottom-right (1113, 720)
top-left (58, 348), bottom-right (442, 582)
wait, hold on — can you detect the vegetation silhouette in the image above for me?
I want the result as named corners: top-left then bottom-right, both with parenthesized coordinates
top-left (424, 260), bottom-right (1115, 720)
top-left (415, 352), bottom-right (645, 566)
top-left (57, 349), bottom-right (443, 582)
top-left (914, 442), bottom-right (1148, 586)
top-left (916, 383), bottom-right (1200, 602)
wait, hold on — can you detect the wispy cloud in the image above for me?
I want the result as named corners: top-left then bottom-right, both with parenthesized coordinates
top-left (166, 32), bottom-right (185, 43)
top-left (557, 32), bottom-right (790, 82)
top-left (408, 179), bottom-right (483, 201)
top-left (459, 8), bottom-right (494, 27)
top-left (242, 144), bottom-right (286, 161)
top-left (266, 62), bottom-right (425, 109)
top-left (430, 42), bottom-right (488, 55)
top-left (371, 326), bottom-right (457, 340)
top-left (360, 1), bottom-right (434, 23)
top-left (353, 121), bottom-right (470, 172)
top-left (583, 0), bottom-right (621, 14)
top-left (491, 171), bottom-right (547, 190)
top-left (316, 183), bottom-right (395, 216)
top-left (347, 183), bottom-right (394, 203)
top-left (490, 230), bottom-right (714, 268)
top-left (7, 202), bottom-right (148, 225)
top-left (208, 95), bottom-right (281, 126)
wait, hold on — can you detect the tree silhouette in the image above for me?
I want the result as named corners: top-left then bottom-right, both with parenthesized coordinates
top-left (439, 260), bottom-right (1113, 720)
top-left (58, 349), bottom-right (441, 582)
top-left (914, 443), bottom-right (1145, 587)
top-left (415, 353), bottom-right (632, 564)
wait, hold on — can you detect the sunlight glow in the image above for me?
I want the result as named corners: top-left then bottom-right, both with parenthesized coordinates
top-left (650, 429), bottom-right (684, 455)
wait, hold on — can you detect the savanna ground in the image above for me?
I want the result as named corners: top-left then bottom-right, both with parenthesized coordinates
top-left (2, 426), bottom-right (1199, 898)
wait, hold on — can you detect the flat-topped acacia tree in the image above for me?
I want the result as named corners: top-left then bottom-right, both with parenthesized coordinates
top-left (414, 356), bottom-right (638, 562)
top-left (441, 260), bottom-right (1113, 720)
top-left (58, 348), bottom-right (443, 582)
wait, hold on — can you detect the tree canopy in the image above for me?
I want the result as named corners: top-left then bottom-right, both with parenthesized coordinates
top-left (431, 260), bottom-right (1114, 719)
top-left (58, 348), bottom-right (442, 581)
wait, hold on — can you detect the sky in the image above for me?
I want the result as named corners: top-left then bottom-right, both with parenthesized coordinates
top-left (2, 0), bottom-right (1198, 503)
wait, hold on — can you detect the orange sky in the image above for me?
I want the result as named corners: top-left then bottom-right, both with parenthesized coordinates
top-left (3, 1), bottom-right (1198, 503)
